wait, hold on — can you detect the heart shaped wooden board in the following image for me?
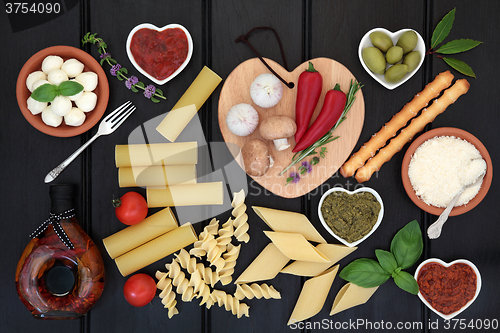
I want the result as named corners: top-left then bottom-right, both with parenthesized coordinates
top-left (218, 57), bottom-right (365, 198)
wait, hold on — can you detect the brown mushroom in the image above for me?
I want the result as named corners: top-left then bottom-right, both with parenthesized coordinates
top-left (259, 115), bottom-right (297, 151)
top-left (241, 139), bottom-right (274, 177)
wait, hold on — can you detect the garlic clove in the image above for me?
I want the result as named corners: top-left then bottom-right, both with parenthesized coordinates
top-left (226, 103), bottom-right (259, 137)
top-left (250, 73), bottom-right (283, 108)
top-left (273, 138), bottom-right (291, 151)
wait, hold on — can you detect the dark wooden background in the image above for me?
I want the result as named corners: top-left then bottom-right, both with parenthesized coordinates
top-left (2, 1), bottom-right (499, 332)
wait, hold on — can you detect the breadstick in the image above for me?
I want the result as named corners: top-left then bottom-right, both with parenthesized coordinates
top-left (355, 79), bottom-right (470, 182)
top-left (340, 71), bottom-right (454, 178)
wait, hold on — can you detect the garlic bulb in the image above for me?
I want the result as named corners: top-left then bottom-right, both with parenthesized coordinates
top-left (64, 107), bottom-right (86, 126)
top-left (250, 73), bottom-right (283, 108)
top-left (61, 58), bottom-right (84, 78)
top-left (75, 72), bottom-right (98, 91)
top-left (75, 92), bottom-right (97, 112)
top-left (47, 69), bottom-right (69, 86)
top-left (41, 55), bottom-right (63, 74)
top-left (51, 96), bottom-right (72, 116)
top-left (226, 103), bottom-right (259, 137)
top-left (27, 97), bottom-right (47, 115)
top-left (41, 105), bottom-right (62, 127)
top-left (26, 71), bottom-right (47, 92)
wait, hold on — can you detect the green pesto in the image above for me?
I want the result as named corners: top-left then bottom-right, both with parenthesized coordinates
top-left (321, 191), bottom-right (381, 243)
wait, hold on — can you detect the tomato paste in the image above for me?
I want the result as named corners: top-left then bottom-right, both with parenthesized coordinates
top-left (417, 262), bottom-right (476, 315)
top-left (130, 28), bottom-right (188, 80)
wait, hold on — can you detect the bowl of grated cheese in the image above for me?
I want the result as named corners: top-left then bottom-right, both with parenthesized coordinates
top-left (402, 127), bottom-right (492, 216)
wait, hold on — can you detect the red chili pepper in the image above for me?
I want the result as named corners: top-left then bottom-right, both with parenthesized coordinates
top-left (294, 62), bottom-right (323, 143)
top-left (292, 84), bottom-right (346, 152)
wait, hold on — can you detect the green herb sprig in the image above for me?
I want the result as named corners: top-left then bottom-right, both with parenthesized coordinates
top-left (280, 80), bottom-right (362, 176)
top-left (339, 220), bottom-right (423, 295)
top-left (427, 8), bottom-right (482, 78)
top-left (82, 32), bottom-right (166, 103)
top-left (31, 81), bottom-right (84, 102)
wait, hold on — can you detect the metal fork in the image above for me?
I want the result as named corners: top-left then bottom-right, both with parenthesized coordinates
top-left (44, 101), bottom-right (136, 183)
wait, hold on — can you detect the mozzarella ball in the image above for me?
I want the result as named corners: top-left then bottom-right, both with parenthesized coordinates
top-left (26, 71), bottom-right (47, 92)
top-left (75, 72), bottom-right (98, 91)
top-left (31, 79), bottom-right (50, 91)
top-left (67, 79), bottom-right (84, 101)
top-left (51, 96), bottom-right (72, 116)
top-left (41, 55), bottom-right (63, 74)
top-left (41, 105), bottom-right (62, 127)
top-left (64, 107), bottom-right (86, 126)
top-left (47, 69), bottom-right (68, 86)
top-left (61, 58), bottom-right (84, 78)
top-left (75, 91), bottom-right (97, 112)
top-left (27, 97), bottom-right (47, 115)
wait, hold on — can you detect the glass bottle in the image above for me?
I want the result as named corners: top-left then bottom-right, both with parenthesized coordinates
top-left (15, 184), bottom-right (105, 319)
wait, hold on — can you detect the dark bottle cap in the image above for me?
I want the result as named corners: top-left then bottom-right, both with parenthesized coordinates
top-left (50, 184), bottom-right (75, 214)
top-left (44, 265), bottom-right (76, 296)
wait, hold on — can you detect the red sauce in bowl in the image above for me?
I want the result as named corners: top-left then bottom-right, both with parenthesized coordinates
top-left (130, 27), bottom-right (188, 81)
top-left (417, 262), bottom-right (476, 315)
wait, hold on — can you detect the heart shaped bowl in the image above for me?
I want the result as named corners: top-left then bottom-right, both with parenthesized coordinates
top-left (358, 28), bottom-right (425, 90)
top-left (414, 258), bottom-right (482, 320)
top-left (16, 45), bottom-right (109, 137)
top-left (126, 23), bottom-right (193, 85)
top-left (318, 187), bottom-right (384, 247)
top-left (402, 127), bottom-right (493, 216)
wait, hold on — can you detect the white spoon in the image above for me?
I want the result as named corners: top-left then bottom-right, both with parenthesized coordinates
top-left (427, 166), bottom-right (486, 239)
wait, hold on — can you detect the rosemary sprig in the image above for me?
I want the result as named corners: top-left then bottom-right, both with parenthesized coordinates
top-left (82, 32), bottom-right (166, 102)
top-left (280, 80), bottom-right (362, 176)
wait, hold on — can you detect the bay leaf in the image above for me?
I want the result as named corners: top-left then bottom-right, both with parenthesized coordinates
top-left (442, 57), bottom-right (476, 78)
top-left (436, 39), bottom-right (482, 54)
top-left (431, 8), bottom-right (455, 50)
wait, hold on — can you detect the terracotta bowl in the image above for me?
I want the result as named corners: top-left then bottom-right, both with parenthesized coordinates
top-left (401, 127), bottom-right (493, 216)
top-left (16, 45), bottom-right (109, 137)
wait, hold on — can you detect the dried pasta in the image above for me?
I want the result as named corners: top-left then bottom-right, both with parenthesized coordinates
top-left (155, 271), bottom-right (179, 318)
top-left (288, 265), bottom-right (339, 325)
top-left (252, 206), bottom-right (326, 243)
top-left (211, 289), bottom-right (250, 318)
top-left (330, 282), bottom-right (378, 316)
top-left (281, 244), bottom-right (357, 277)
top-left (175, 248), bottom-right (197, 274)
top-left (264, 231), bottom-right (329, 262)
top-left (189, 218), bottom-right (219, 258)
top-left (166, 259), bottom-right (195, 302)
top-left (217, 217), bottom-right (234, 248)
top-left (195, 262), bottom-right (220, 288)
top-left (188, 269), bottom-right (213, 307)
top-left (235, 243), bottom-right (290, 284)
top-left (232, 189), bottom-right (250, 243)
top-left (218, 243), bottom-right (241, 285)
top-left (234, 283), bottom-right (281, 300)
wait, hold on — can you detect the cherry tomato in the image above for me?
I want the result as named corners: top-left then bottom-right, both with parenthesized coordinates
top-left (113, 191), bottom-right (148, 225)
top-left (123, 273), bottom-right (156, 307)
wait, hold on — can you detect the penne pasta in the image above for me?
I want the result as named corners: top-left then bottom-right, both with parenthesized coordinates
top-left (264, 231), bottom-right (329, 263)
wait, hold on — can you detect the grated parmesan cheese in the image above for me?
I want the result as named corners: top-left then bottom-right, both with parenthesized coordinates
top-left (408, 136), bottom-right (485, 208)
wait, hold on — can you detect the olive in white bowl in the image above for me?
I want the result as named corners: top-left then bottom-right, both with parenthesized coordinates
top-left (318, 187), bottom-right (384, 247)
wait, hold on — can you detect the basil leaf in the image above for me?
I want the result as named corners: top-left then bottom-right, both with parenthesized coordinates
top-left (436, 39), bottom-right (482, 54)
top-left (393, 271), bottom-right (420, 295)
top-left (31, 84), bottom-right (57, 102)
top-left (375, 249), bottom-right (398, 275)
top-left (155, 88), bottom-right (163, 96)
top-left (442, 57), bottom-right (476, 78)
top-left (390, 220), bottom-right (423, 270)
top-left (431, 8), bottom-right (455, 50)
top-left (339, 258), bottom-right (391, 288)
top-left (58, 81), bottom-right (84, 97)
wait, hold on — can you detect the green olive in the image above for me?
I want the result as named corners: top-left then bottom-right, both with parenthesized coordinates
top-left (369, 31), bottom-right (393, 52)
top-left (403, 51), bottom-right (422, 72)
top-left (362, 47), bottom-right (386, 75)
top-left (386, 46), bottom-right (403, 65)
top-left (384, 64), bottom-right (408, 83)
top-left (396, 31), bottom-right (418, 54)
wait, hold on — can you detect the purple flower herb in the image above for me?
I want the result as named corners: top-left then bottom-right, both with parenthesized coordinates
top-left (110, 63), bottom-right (122, 76)
top-left (290, 172), bottom-right (300, 183)
top-left (100, 52), bottom-right (111, 60)
top-left (302, 161), bottom-right (312, 173)
top-left (125, 75), bottom-right (139, 89)
top-left (144, 84), bottom-right (156, 99)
